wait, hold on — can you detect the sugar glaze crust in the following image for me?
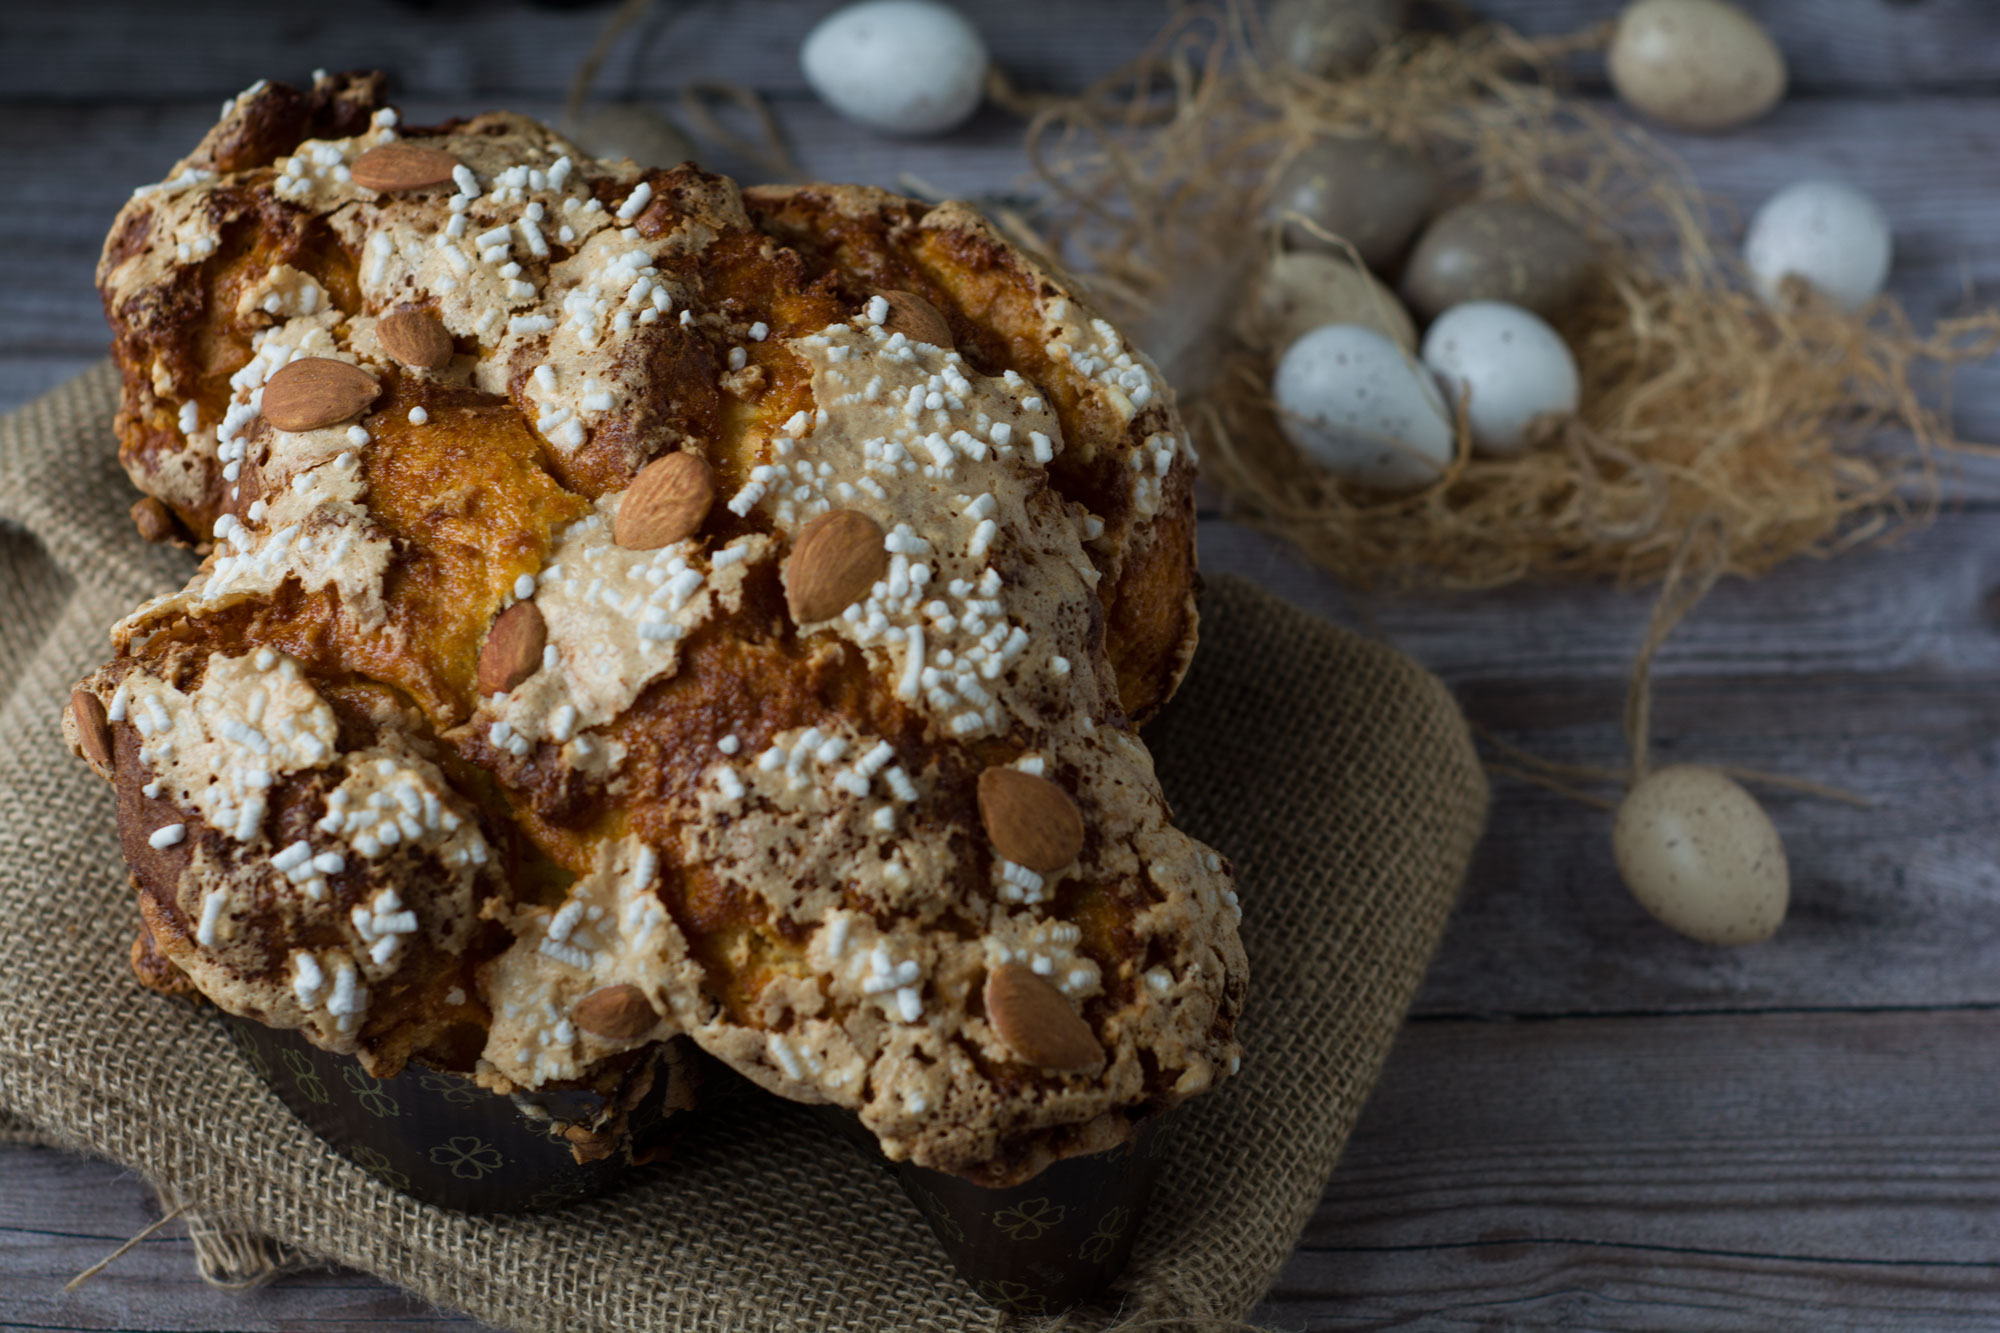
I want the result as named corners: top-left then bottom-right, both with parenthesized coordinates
top-left (75, 73), bottom-right (1243, 1183)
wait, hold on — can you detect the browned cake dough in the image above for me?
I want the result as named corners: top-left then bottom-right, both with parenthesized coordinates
top-left (68, 72), bottom-right (1245, 1184)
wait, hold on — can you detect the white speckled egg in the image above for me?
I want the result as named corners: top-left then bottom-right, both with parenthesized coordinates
top-left (1744, 179), bottom-right (1893, 312)
top-left (1614, 765), bottom-right (1789, 946)
top-left (1273, 324), bottom-right (1454, 491)
top-left (801, 1), bottom-right (989, 137)
top-left (1238, 251), bottom-right (1417, 355)
top-left (1609, 0), bottom-right (1787, 133)
top-left (1420, 301), bottom-right (1580, 457)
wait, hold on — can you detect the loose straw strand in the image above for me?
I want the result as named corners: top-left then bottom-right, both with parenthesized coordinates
top-left (1472, 722), bottom-right (1627, 788)
top-left (564, 0), bottom-right (657, 129)
top-left (678, 82), bottom-right (805, 182)
top-left (64, 1203), bottom-right (186, 1292)
top-left (563, 0), bottom-right (803, 185)
top-left (1711, 765), bottom-right (1874, 808)
top-left (1471, 536), bottom-right (1873, 809)
top-left (1622, 513), bottom-right (1728, 785)
top-left (1484, 763), bottom-right (1622, 811)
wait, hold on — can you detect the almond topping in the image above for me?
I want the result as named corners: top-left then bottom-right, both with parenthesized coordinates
top-left (261, 357), bottom-right (380, 433)
top-left (69, 691), bottom-right (112, 771)
top-left (984, 963), bottom-right (1103, 1073)
top-left (615, 452), bottom-right (715, 550)
top-left (350, 143), bottom-right (460, 192)
top-left (785, 509), bottom-right (888, 624)
top-left (877, 290), bottom-right (953, 351)
top-left (130, 496), bottom-right (178, 544)
top-left (478, 600), bottom-right (547, 696)
top-left (572, 983), bottom-right (659, 1039)
top-left (977, 767), bottom-right (1085, 873)
top-left (376, 308), bottom-right (454, 370)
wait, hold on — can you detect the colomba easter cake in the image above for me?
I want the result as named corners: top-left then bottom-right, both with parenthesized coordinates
top-left (65, 72), bottom-right (1246, 1185)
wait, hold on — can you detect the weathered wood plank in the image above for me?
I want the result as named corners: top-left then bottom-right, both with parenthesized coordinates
top-left (10, 94), bottom-right (2000, 450)
top-left (1198, 509), bottom-right (2000, 687)
top-left (0, 1143), bottom-right (488, 1330)
top-left (3, 0), bottom-right (1996, 101)
top-left (1251, 1010), bottom-right (2000, 1329)
top-left (1201, 515), bottom-right (2000, 1015)
top-left (0, 0), bottom-right (1161, 104)
top-left (1307, 1010), bottom-right (2000, 1258)
top-left (1258, 1237), bottom-right (2000, 1329)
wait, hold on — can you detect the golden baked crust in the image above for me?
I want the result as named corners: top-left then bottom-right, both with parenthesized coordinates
top-left (740, 185), bottom-right (1201, 723)
top-left (73, 74), bottom-right (1243, 1183)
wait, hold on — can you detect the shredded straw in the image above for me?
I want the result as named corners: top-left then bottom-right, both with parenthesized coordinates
top-left (991, 3), bottom-right (2000, 590)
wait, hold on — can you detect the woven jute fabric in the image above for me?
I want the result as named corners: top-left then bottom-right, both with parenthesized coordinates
top-left (0, 364), bottom-right (1487, 1331)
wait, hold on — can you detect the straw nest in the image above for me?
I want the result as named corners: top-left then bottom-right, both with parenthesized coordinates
top-left (992, 4), bottom-right (2000, 590)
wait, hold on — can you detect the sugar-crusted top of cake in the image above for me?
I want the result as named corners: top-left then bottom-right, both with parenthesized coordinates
top-left (77, 72), bottom-right (1240, 1183)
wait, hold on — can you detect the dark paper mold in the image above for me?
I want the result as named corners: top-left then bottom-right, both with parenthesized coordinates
top-left (817, 1106), bottom-right (1170, 1316)
top-left (224, 1013), bottom-right (695, 1213)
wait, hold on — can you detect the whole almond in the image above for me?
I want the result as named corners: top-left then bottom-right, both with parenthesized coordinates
top-left (376, 308), bottom-right (454, 369)
top-left (478, 600), bottom-right (547, 696)
top-left (786, 509), bottom-right (888, 624)
top-left (70, 691), bottom-right (113, 771)
top-left (572, 983), bottom-right (659, 1039)
top-left (130, 496), bottom-right (178, 544)
top-left (978, 767), bottom-right (1085, 873)
top-left (615, 452), bottom-right (715, 550)
top-left (985, 963), bottom-right (1103, 1073)
top-left (877, 290), bottom-right (953, 350)
top-left (350, 143), bottom-right (460, 192)
top-left (262, 357), bottom-right (380, 433)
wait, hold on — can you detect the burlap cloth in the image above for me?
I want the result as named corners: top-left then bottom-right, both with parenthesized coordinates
top-left (0, 363), bottom-right (1487, 1331)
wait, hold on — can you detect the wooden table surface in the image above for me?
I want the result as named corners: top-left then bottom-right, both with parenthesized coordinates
top-left (4, 1), bottom-right (1999, 1328)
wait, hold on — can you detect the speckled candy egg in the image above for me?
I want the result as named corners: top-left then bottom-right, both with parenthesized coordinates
top-left (1420, 301), bottom-right (1579, 456)
top-left (1744, 179), bottom-right (1893, 312)
top-left (1609, 0), bottom-right (1787, 133)
top-left (1402, 201), bottom-right (1594, 321)
top-left (801, 0), bottom-right (989, 137)
top-left (1272, 324), bottom-right (1453, 491)
top-left (1239, 251), bottom-right (1417, 354)
top-left (1271, 137), bottom-right (1439, 269)
top-left (1266, 0), bottom-right (1406, 78)
top-left (1613, 765), bottom-right (1789, 946)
